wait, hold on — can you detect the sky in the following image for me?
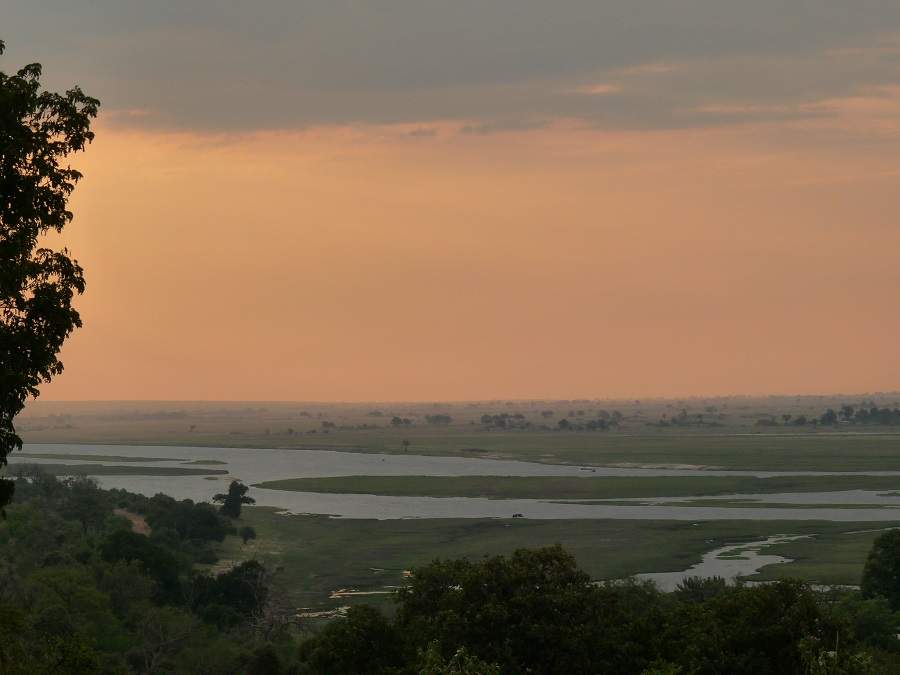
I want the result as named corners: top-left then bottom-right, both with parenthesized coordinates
top-left (5, 2), bottom-right (900, 401)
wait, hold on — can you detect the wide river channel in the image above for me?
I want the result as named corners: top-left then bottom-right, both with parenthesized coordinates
top-left (13, 443), bottom-right (900, 522)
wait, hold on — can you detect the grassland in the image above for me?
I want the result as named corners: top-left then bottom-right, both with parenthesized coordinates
top-left (635, 500), bottom-right (894, 510)
top-left (6, 463), bottom-right (227, 477)
top-left (21, 428), bottom-right (900, 472)
top-left (19, 398), bottom-right (900, 472)
top-left (20, 399), bottom-right (900, 602)
top-left (16, 452), bottom-right (181, 462)
top-left (218, 508), bottom-right (894, 609)
top-left (292, 431), bottom-right (900, 471)
top-left (749, 527), bottom-right (895, 585)
top-left (254, 474), bottom-right (900, 499)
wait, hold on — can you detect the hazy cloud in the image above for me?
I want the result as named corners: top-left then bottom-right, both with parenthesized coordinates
top-left (4, 1), bottom-right (900, 132)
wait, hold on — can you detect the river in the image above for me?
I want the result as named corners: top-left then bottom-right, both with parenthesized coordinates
top-left (10, 443), bottom-right (900, 522)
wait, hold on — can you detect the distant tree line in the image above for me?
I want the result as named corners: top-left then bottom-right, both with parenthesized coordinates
top-left (425, 414), bottom-right (453, 425)
top-left (481, 413), bottom-right (527, 429)
top-left (558, 410), bottom-right (623, 432)
top-left (821, 405), bottom-right (900, 427)
top-left (478, 410), bottom-right (625, 432)
top-left (756, 405), bottom-right (900, 428)
top-left (653, 408), bottom-right (717, 428)
top-left (557, 418), bottom-right (612, 431)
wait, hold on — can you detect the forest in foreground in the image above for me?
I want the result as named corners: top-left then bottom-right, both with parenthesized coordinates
top-left (2, 469), bottom-right (900, 674)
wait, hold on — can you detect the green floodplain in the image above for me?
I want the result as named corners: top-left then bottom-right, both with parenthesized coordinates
top-left (16, 452), bottom-right (180, 463)
top-left (20, 429), bottom-right (900, 471)
top-left (222, 509), bottom-right (890, 609)
top-left (10, 463), bottom-right (229, 477)
top-left (19, 397), bottom-right (900, 471)
top-left (254, 474), bottom-right (900, 500)
top-left (16, 396), bottom-right (900, 606)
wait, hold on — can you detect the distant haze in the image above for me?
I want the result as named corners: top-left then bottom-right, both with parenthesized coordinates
top-left (5, 2), bottom-right (899, 400)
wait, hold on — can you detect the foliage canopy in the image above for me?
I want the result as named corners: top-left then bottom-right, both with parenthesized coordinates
top-left (0, 40), bottom-right (98, 507)
top-left (214, 480), bottom-right (256, 518)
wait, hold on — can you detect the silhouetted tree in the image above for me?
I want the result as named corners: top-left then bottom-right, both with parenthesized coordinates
top-left (0, 40), bottom-right (99, 507)
top-left (674, 576), bottom-right (729, 603)
top-left (418, 643), bottom-right (501, 675)
top-left (300, 605), bottom-right (403, 675)
top-left (862, 530), bottom-right (900, 610)
top-left (214, 481), bottom-right (255, 519)
top-left (396, 546), bottom-right (659, 674)
top-left (144, 493), bottom-right (230, 542)
top-left (64, 475), bottom-right (108, 534)
top-left (820, 409), bottom-right (838, 426)
top-left (191, 560), bottom-right (269, 628)
top-left (101, 530), bottom-right (182, 600)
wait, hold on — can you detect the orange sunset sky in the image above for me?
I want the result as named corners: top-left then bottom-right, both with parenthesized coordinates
top-left (6, 2), bottom-right (900, 401)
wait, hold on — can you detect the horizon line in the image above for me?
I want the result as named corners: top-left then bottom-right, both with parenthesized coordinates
top-left (27, 390), bottom-right (900, 406)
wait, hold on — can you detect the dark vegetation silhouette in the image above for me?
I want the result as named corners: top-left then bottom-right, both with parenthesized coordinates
top-left (750, 404), bottom-right (900, 429)
top-left (862, 530), bottom-right (900, 610)
top-left (214, 480), bottom-right (255, 519)
top-left (298, 545), bottom-right (898, 674)
top-left (425, 414), bottom-right (453, 425)
top-left (0, 469), bottom-right (279, 673)
top-left (825, 405), bottom-right (900, 426)
top-left (5, 468), bottom-right (900, 673)
top-left (0, 40), bottom-right (98, 507)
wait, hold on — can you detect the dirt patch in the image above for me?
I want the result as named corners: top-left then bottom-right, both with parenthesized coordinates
top-left (113, 508), bottom-right (151, 536)
top-left (329, 588), bottom-right (397, 599)
top-left (606, 462), bottom-right (723, 470)
top-left (203, 558), bottom-right (253, 577)
top-left (297, 606), bottom-right (349, 619)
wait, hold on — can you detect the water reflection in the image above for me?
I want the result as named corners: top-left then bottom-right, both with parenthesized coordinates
top-left (13, 444), bottom-right (900, 522)
top-left (636, 535), bottom-right (803, 591)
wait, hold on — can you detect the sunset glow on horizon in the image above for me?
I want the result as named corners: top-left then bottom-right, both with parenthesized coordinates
top-left (7, 2), bottom-right (899, 401)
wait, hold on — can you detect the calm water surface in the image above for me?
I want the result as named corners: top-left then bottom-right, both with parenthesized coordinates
top-left (12, 443), bottom-right (900, 522)
top-left (636, 536), bottom-right (804, 591)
